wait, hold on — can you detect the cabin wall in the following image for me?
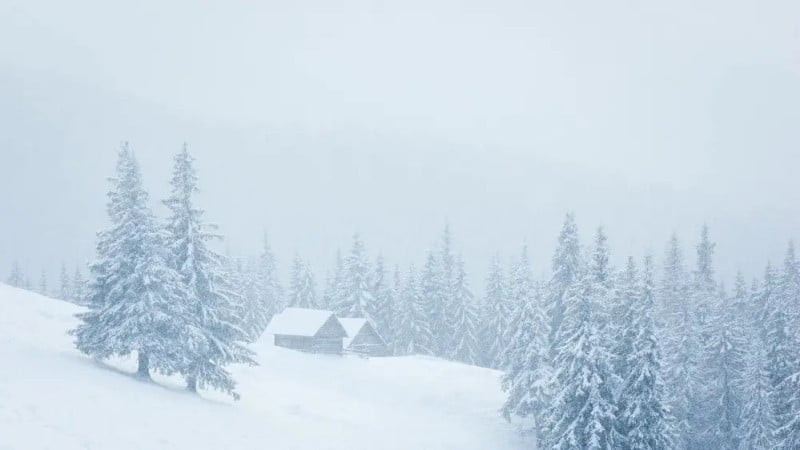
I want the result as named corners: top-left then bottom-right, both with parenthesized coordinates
top-left (275, 334), bottom-right (343, 354)
top-left (274, 335), bottom-right (313, 351)
top-left (312, 338), bottom-right (343, 354)
top-left (348, 328), bottom-right (389, 356)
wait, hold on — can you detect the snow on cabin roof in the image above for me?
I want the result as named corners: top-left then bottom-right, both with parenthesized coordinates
top-left (265, 308), bottom-right (339, 337)
top-left (339, 318), bottom-right (368, 340)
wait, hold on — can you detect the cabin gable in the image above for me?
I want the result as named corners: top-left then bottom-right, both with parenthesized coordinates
top-left (314, 315), bottom-right (348, 339)
top-left (344, 321), bottom-right (389, 356)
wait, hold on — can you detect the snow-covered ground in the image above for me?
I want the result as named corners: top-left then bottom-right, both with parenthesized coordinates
top-left (0, 283), bottom-right (525, 449)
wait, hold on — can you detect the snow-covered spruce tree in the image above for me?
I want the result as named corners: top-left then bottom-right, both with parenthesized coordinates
top-left (658, 233), bottom-right (695, 448)
top-left (72, 265), bottom-right (87, 304)
top-left (448, 256), bottom-right (480, 365)
top-left (616, 255), bottom-right (673, 448)
top-left (287, 254), bottom-right (317, 309)
top-left (370, 255), bottom-right (394, 342)
top-left (780, 241), bottom-right (800, 331)
top-left (500, 245), bottom-right (542, 371)
top-left (547, 212), bottom-right (582, 351)
top-left (6, 260), bottom-right (24, 287)
top-left (755, 262), bottom-right (798, 446)
top-left (253, 232), bottom-right (283, 334)
top-left (418, 250), bottom-right (441, 354)
top-left (543, 227), bottom-right (619, 450)
top-left (38, 269), bottom-right (48, 296)
top-left (387, 265), bottom-right (402, 353)
top-left (737, 272), bottom-right (775, 449)
top-left (71, 144), bottom-right (186, 379)
top-left (772, 244), bottom-right (800, 448)
top-left (705, 275), bottom-right (747, 447)
top-left (688, 225), bottom-right (721, 447)
top-left (613, 257), bottom-right (639, 399)
top-left (223, 257), bottom-right (255, 336)
top-left (435, 223), bottom-right (457, 357)
top-left (501, 246), bottom-right (551, 443)
top-left (777, 242), bottom-right (800, 448)
top-left (394, 265), bottom-right (432, 355)
top-left (59, 263), bottom-right (71, 301)
top-left (321, 250), bottom-right (344, 311)
top-left (393, 265), bottom-right (413, 355)
top-left (225, 257), bottom-right (246, 309)
top-left (658, 234), bottom-right (689, 316)
top-left (692, 226), bottom-right (718, 340)
top-left (334, 234), bottom-right (374, 318)
top-left (163, 145), bottom-right (255, 398)
top-left (479, 253), bottom-right (510, 368)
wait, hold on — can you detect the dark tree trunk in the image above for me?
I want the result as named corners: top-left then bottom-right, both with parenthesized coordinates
top-left (137, 351), bottom-right (151, 380)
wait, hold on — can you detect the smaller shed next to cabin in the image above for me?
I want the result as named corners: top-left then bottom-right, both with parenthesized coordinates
top-left (339, 318), bottom-right (389, 357)
top-left (265, 308), bottom-right (348, 354)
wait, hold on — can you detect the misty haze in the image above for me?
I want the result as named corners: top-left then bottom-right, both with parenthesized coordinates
top-left (1, 1), bottom-right (799, 449)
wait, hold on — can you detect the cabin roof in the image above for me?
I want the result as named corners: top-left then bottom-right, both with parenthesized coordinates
top-left (340, 317), bottom-right (387, 348)
top-left (265, 308), bottom-right (341, 337)
top-left (339, 318), bottom-right (369, 339)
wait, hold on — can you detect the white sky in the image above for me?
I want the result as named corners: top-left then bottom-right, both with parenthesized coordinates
top-left (1, 0), bottom-right (799, 287)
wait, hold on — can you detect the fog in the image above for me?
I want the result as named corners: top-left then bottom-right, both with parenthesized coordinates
top-left (1, 0), bottom-right (799, 286)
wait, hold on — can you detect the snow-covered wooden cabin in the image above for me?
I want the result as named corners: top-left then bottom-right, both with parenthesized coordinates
top-left (265, 308), bottom-right (348, 354)
top-left (339, 318), bottom-right (389, 357)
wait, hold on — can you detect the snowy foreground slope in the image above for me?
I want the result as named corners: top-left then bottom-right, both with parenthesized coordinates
top-left (0, 284), bottom-right (524, 450)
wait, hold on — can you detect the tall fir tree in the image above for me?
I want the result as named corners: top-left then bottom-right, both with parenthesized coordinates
top-left (287, 254), bottom-right (317, 309)
top-left (6, 260), bottom-right (23, 287)
top-left (780, 241), bottom-right (800, 332)
top-left (225, 257), bottom-right (249, 318)
top-left (59, 262), bottom-right (71, 301)
top-left (418, 251), bottom-right (440, 355)
top-left (616, 255), bottom-right (673, 448)
top-left (386, 265), bottom-right (402, 352)
top-left (252, 232), bottom-right (283, 335)
top-left (370, 255), bottom-right (394, 342)
top-left (692, 226), bottom-right (718, 335)
top-left (448, 256), bottom-right (480, 365)
top-left (479, 253), bottom-right (510, 368)
top-left (705, 277), bottom-right (746, 447)
top-left (334, 234), bottom-right (374, 318)
top-left (737, 272), bottom-right (775, 449)
top-left (38, 269), bottom-right (48, 296)
top-left (72, 265), bottom-right (87, 304)
top-left (163, 146), bottom-right (255, 398)
top-left (71, 145), bottom-right (187, 379)
top-left (501, 245), bottom-right (542, 370)
top-left (501, 247), bottom-right (551, 444)
top-left (772, 244), bottom-right (800, 448)
top-left (547, 213), bottom-right (582, 351)
top-left (436, 223), bottom-right (457, 356)
top-left (756, 262), bottom-right (797, 447)
top-left (613, 257), bottom-right (639, 399)
top-left (543, 227), bottom-right (618, 450)
top-left (321, 250), bottom-right (344, 311)
top-left (659, 233), bottom-right (696, 449)
top-left (394, 265), bottom-right (432, 355)
top-left (689, 225), bottom-right (720, 447)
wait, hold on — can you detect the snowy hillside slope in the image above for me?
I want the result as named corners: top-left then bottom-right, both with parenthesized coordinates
top-left (0, 283), bottom-right (524, 449)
